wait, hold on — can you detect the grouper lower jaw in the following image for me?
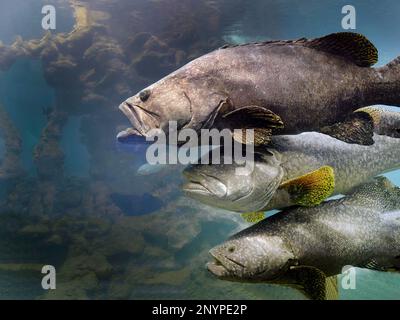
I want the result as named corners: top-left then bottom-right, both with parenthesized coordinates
top-left (119, 102), bottom-right (146, 135)
top-left (182, 181), bottom-right (211, 197)
top-left (116, 127), bottom-right (147, 144)
top-left (206, 260), bottom-right (229, 278)
top-left (119, 100), bottom-right (163, 136)
top-left (207, 248), bottom-right (234, 278)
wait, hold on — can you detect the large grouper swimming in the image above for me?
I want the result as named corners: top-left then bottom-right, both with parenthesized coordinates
top-left (207, 177), bottom-right (400, 300)
top-left (117, 32), bottom-right (400, 146)
top-left (182, 108), bottom-right (400, 217)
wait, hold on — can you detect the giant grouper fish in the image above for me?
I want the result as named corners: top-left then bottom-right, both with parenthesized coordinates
top-left (207, 177), bottom-right (400, 300)
top-left (182, 108), bottom-right (400, 219)
top-left (117, 32), bottom-right (400, 146)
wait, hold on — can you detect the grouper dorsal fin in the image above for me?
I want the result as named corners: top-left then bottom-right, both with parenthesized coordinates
top-left (302, 32), bottom-right (378, 67)
top-left (220, 32), bottom-right (377, 67)
top-left (279, 166), bottom-right (335, 207)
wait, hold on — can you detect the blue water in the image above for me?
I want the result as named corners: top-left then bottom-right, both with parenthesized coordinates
top-left (0, 59), bottom-right (52, 174)
top-left (0, 0), bottom-right (74, 44)
top-left (110, 193), bottom-right (164, 216)
top-left (0, 0), bottom-right (399, 300)
top-left (60, 116), bottom-right (90, 177)
top-left (0, 134), bottom-right (4, 161)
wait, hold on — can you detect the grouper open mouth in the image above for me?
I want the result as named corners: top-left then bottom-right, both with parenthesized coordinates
top-left (117, 101), bottom-right (161, 142)
top-left (206, 259), bottom-right (229, 278)
top-left (206, 253), bottom-right (230, 278)
top-left (182, 181), bottom-right (211, 195)
top-left (182, 171), bottom-right (228, 198)
top-left (207, 248), bottom-right (244, 278)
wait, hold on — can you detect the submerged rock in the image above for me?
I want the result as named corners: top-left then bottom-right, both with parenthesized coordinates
top-left (0, 0), bottom-right (309, 300)
top-left (0, 103), bottom-right (23, 180)
top-left (110, 193), bottom-right (163, 216)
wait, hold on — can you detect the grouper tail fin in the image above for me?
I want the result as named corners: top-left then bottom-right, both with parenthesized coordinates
top-left (374, 56), bottom-right (400, 106)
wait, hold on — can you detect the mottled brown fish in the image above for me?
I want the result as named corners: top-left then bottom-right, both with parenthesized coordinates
top-left (118, 32), bottom-right (400, 145)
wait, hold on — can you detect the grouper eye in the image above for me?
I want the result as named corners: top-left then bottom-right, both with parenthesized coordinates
top-left (139, 90), bottom-right (151, 102)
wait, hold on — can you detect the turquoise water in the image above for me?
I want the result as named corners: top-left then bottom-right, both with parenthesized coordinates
top-left (0, 0), bottom-right (399, 300)
top-left (60, 116), bottom-right (90, 177)
top-left (0, 133), bottom-right (4, 160)
top-left (0, 59), bottom-right (52, 174)
top-left (0, 0), bottom-right (74, 44)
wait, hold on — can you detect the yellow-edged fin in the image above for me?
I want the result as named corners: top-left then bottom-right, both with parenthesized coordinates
top-left (325, 276), bottom-right (339, 300)
top-left (241, 211), bottom-right (266, 223)
top-left (355, 106), bottom-right (382, 127)
top-left (320, 111), bottom-right (375, 145)
top-left (279, 166), bottom-right (335, 207)
top-left (355, 107), bottom-right (400, 138)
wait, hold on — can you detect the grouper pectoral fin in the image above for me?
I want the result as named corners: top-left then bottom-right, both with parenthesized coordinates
top-left (288, 266), bottom-right (330, 300)
top-left (279, 166), bottom-right (335, 207)
top-left (241, 211), bottom-right (266, 223)
top-left (303, 32), bottom-right (378, 67)
top-left (220, 106), bottom-right (284, 146)
top-left (232, 128), bottom-right (274, 146)
top-left (320, 111), bottom-right (375, 145)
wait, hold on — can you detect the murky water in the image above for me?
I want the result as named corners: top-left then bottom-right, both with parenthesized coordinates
top-left (0, 0), bottom-right (399, 299)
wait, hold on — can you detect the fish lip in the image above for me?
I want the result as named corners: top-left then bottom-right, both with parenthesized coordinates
top-left (207, 250), bottom-right (230, 278)
top-left (116, 127), bottom-right (148, 144)
top-left (119, 101), bottom-right (161, 136)
top-left (119, 102), bottom-right (146, 135)
top-left (207, 249), bottom-right (244, 278)
top-left (182, 181), bottom-right (211, 195)
top-left (116, 127), bottom-right (142, 139)
top-left (182, 172), bottom-right (228, 197)
top-left (206, 260), bottom-right (229, 278)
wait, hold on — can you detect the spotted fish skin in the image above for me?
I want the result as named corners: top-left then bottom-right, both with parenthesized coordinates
top-left (259, 178), bottom-right (400, 277)
top-left (183, 113), bottom-right (400, 213)
top-left (208, 178), bottom-right (400, 289)
top-left (266, 130), bottom-right (400, 210)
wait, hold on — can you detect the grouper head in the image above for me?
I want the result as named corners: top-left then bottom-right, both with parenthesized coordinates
top-left (182, 151), bottom-right (284, 212)
top-left (117, 76), bottom-right (193, 143)
top-left (117, 69), bottom-right (221, 144)
top-left (207, 230), bottom-right (295, 281)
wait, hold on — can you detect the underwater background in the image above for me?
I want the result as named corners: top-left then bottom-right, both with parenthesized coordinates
top-left (0, 0), bottom-right (399, 299)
